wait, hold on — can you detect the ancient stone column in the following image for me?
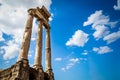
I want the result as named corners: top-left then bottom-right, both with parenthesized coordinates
top-left (34, 19), bottom-right (43, 68)
top-left (45, 27), bottom-right (52, 71)
top-left (17, 9), bottom-right (34, 61)
top-left (45, 27), bottom-right (54, 80)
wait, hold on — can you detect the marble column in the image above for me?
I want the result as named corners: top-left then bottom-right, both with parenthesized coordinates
top-left (34, 19), bottom-right (43, 68)
top-left (45, 27), bottom-right (52, 71)
top-left (17, 9), bottom-right (34, 61)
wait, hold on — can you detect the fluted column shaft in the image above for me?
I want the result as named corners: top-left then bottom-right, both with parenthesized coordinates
top-left (46, 27), bottom-right (52, 71)
top-left (18, 10), bottom-right (34, 61)
top-left (34, 19), bottom-right (43, 67)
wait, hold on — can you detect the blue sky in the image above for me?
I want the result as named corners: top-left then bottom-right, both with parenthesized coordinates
top-left (0, 0), bottom-right (120, 80)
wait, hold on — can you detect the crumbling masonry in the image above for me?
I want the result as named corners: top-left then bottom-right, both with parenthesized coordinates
top-left (0, 6), bottom-right (54, 80)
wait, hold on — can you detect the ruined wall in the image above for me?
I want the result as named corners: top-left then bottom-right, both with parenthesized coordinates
top-left (0, 60), bottom-right (51, 80)
top-left (0, 60), bottom-right (29, 80)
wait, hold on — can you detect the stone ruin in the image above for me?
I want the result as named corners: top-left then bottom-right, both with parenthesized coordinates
top-left (0, 6), bottom-right (54, 80)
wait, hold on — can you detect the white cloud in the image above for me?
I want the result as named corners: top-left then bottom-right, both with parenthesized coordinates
top-left (61, 68), bottom-right (66, 72)
top-left (103, 30), bottom-right (120, 44)
top-left (82, 50), bottom-right (88, 55)
top-left (55, 57), bottom-right (62, 61)
top-left (28, 50), bottom-right (34, 58)
top-left (83, 10), bottom-right (117, 40)
top-left (66, 30), bottom-right (89, 47)
top-left (0, 0), bottom-right (52, 60)
top-left (93, 47), bottom-right (99, 52)
top-left (93, 46), bottom-right (113, 54)
top-left (0, 0), bottom-right (52, 10)
top-left (83, 10), bottom-right (104, 26)
top-left (93, 25), bottom-right (110, 40)
top-left (49, 13), bottom-right (54, 21)
top-left (61, 57), bottom-right (88, 72)
top-left (65, 63), bottom-right (74, 70)
top-left (1, 40), bottom-right (19, 60)
top-left (69, 58), bottom-right (79, 63)
top-left (108, 21), bottom-right (118, 28)
top-left (114, 0), bottom-right (120, 10)
top-left (82, 52), bottom-right (88, 55)
top-left (0, 31), bottom-right (4, 41)
top-left (28, 54), bottom-right (32, 58)
top-left (61, 58), bottom-right (79, 72)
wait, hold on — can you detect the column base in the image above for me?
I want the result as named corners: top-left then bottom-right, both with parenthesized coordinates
top-left (16, 58), bottom-right (29, 68)
top-left (33, 65), bottom-right (44, 80)
top-left (45, 69), bottom-right (54, 80)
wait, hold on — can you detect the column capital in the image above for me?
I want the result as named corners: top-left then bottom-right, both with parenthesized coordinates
top-left (28, 8), bottom-right (35, 16)
top-left (37, 18), bottom-right (44, 22)
top-left (46, 26), bottom-right (51, 31)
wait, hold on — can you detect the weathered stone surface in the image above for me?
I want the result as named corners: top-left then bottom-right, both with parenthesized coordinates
top-left (45, 28), bottom-right (52, 71)
top-left (17, 9), bottom-right (34, 61)
top-left (0, 59), bottom-right (29, 80)
top-left (34, 19), bottom-right (43, 68)
top-left (0, 60), bottom-right (52, 80)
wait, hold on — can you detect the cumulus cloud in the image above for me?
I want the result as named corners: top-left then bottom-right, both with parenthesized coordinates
top-left (93, 25), bottom-right (110, 40)
top-left (1, 40), bottom-right (19, 60)
top-left (55, 57), bottom-right (62, 61)
top-left (83, 10), bottom-right (105, 26)
top-left (114, 0), bottom-right (120, 10)
top-left (0, 0), bottom-right (52, 60)
top-left (66, 30), bottom-right (89, 47)
top-left (93, 46), bottom-right (113, 54)
top-left (83, 10), bottom-right (117, 40)
top-left (0, 0), bottom-right (52, 10)
top-left (103, 30), bottom-right (120, 44)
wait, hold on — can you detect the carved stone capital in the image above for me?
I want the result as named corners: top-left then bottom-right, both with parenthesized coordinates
top-left (46, 69), bottom-right (54, 80)
top-left (28, 8), bottom-right (35, 16)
